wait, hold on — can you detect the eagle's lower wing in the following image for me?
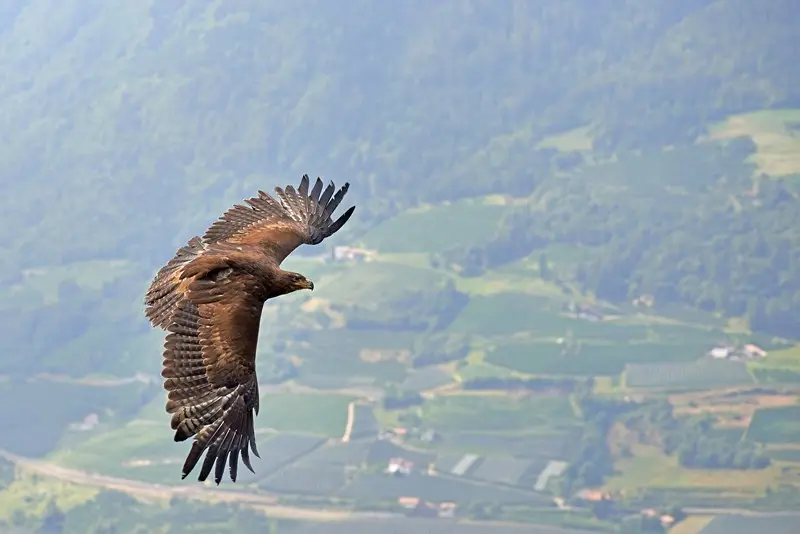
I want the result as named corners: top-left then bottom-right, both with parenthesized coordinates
top-left (201, 174), bottom-right (356, 265)
top-left (162, 274), bottom-right (264, 484)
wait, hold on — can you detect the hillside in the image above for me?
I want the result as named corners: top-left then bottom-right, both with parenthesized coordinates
top-left (1, 0), bottom-right (799, 532)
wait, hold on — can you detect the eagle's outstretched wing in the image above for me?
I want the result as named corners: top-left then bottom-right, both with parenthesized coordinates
top-left (144, 236), bottom-right (207, 329)
top-left (162, 271), bottom-right (264, 485)
top-left (202, 174), bottom-right (355, 264)
top-left (144, 175), bottom-right (354, 330)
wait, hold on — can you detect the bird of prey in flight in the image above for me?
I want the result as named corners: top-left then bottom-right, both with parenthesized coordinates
top-left (144, 175), bottom-right (355, 484)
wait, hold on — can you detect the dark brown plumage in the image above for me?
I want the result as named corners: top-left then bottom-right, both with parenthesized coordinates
top-left (144, 175), bottom-right (355, 484)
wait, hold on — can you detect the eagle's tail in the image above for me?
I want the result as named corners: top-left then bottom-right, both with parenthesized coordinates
top-left (144, 236), bottom-right (205, 329)
top-left (275, 174), bottom-right (356, 245)
top-left (163, 301), bottom-right (260, 485)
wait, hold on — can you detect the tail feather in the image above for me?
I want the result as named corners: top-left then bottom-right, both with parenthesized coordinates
top-left (162, 300), bottom-right (260, 485)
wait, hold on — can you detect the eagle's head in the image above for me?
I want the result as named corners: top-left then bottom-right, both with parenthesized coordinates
top-left (284, 271), bottom-right (314, 293)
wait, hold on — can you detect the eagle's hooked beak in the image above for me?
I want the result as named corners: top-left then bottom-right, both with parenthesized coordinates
top-left (299, 278), bottom-right (314, 291)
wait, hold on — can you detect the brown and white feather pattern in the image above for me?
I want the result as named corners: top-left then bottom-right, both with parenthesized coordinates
top-left (201, 174), bottom-right (356, 262)
top-left (162, 286), bottom-right (263, 484)
top-left (144, 236), bottom-right (208, 330)
top-left (144, 174), bottom-right (356, 484)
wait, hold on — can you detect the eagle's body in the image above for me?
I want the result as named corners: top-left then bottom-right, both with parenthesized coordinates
top-left (144, 175), bottom-right (355, 485)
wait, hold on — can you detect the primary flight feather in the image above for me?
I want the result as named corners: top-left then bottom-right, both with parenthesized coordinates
top-left (144, 175), bottom-right (355, 485)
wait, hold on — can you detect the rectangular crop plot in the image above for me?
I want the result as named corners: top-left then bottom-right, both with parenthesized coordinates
top-left (448, 294), bottom-right (568, 337)
top-left (360, 202), bottom-right (506, 254)
top-left (367, 439), bottom-right (436, 467)
top-left (438, 431), bottom-right (578, 460)
top-left (294, 328), bottom-right (414, 386)
top-left (487, 341), bottom-right (708, 376)
top-left (421, 395), bottom-right (579, 434)
top-left (752, 368), bottom-right (800, 384)
top-left (258, 464), bottom-right (348, 496)
top-left (747, 406), bottom-right (800, 444)
top-left (258, 393), bottom-right (356, 438)
top-left (298, 440), bottom-right (372, 467)
top-left (700, 514), bottom-right (800, 534)
top-left (470, 457), bottom-right (535, 486)
top-left (400, 367), bottom-right (453, 392)
top-left (766, 448), bottom-right (800, 462)
top-left (337, 472), bottom-right (548, 505)
top-left (348, 404), bottom-right (379, 440)
top-left (233, 433), bottom-right (325, 484)
top-left (625, 359), bottom-right (754, 389)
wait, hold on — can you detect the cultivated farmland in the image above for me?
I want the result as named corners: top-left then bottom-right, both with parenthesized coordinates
top-left (348, 404), bottom-right (380, 440)
top-left (336, 472), bottom-right (549, 505)
top-left (625, 359), bottom-right (755, 389)
top-left (469, 456), bottom-right (545, 487)
top-left (258, 464), bottom-right (349, 495)
top-left (488, 341), bottom-right (708, 376)
top-left (233, 433), bottom-right (326, 484)
top-left (258, 393), bottom-right (356, 437)
top-left (747, 406), bottom-right (800, 444)
top-left (420, 395), bottom-right (578, 434)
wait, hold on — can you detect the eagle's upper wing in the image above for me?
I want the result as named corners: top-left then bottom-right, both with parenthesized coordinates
top-left (162, 270), bottom-right (265, 485)
top-left (202, 174), bottom-right (356, 265)
top-left (144, 236), bottom-right (207, 329)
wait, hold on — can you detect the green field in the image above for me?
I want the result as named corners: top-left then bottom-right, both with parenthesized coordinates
top-left (448, 293), bottom-right (572, 336)
top-left (258, 393), bottom-right (356, 438)
top-left (313, 260), bottom-right (450, 305)
top-left (293, 328), bottom-right (413, 385)
top-left (419, 394), bottom-right (578, 434)
top-left (50, 421), bottom-right (178, 477)
top-left (700, 513), bottom-right (800, 534)
top-left (751, 367), bottom-right (800, 384)
top-left (624, 360), bottom-right (755, 389)
top-left (747, 406), bottom-right (800, 444)
top-left (360, 201), bottom-right (506, 253)
top-left (706, 108), bottom-right (800, 176)
top-left (487, 341), bottom-right (707, 376)
top-left (766, 448), bottom-right (800, 463)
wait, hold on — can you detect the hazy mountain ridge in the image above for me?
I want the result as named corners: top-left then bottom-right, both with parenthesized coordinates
top-left (0, 4), bottom-right (799, 530)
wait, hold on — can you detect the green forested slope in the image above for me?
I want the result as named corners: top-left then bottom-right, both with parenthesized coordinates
top-left (0, 0), bottom-right (798, 379)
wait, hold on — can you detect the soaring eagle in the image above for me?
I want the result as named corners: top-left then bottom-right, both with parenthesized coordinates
top-left (144, 175), bottom-right (355, 485)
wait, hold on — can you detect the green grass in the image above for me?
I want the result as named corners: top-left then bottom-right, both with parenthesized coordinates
top-left (419, 394), bottom-right (578, 434)
top-left (766, 448), bottom-right (800, 463)
top-left (751, 344), bottom-right (800, 370)
top-left (706, 108), bottom-right (800, 176)
top-left (313, 260), bottom-right (448, 305)
top-left (487, 341), bottom-right (707, 376)
top-left (448, 292), bottom-right (725, 345)
top-left (624, 359), bottom-right (755, 389)
top-left (9, 259), bottom-right (132, 304)
top-left (258, 393), bottom-right (356, 438)
top-left (708, 427), bottom-right (745, 444)
top-left (747, 406), bottom-right (800, 444)
top-left (293, 328), bottom-right (413, 385)
top-left (700, 514), bottom-right (800, 534)
top-left (360, 201), bottom-right (507, 253)
top-left (447, 293), bottom-right (566, 336)
top-left (50, 420), bottom-right (179, 478)
top-left (751, 367), bottom-right (800, 384)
